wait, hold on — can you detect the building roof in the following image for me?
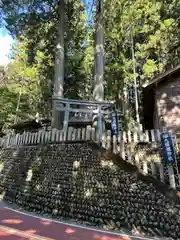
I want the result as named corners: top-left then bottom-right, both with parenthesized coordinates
top-left (11, 119), bottom-right (51, 130)
top-left (143, 64), bottom-right (180, 89)
top-left (11, 120), bottom-right (42, 130)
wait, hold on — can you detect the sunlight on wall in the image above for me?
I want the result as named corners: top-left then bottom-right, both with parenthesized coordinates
top-left (26, 169), bottom-right (33, 182)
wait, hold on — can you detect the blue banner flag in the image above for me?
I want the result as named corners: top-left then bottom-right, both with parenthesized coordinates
top-left (111, 111), bottom-right (119, 136)
top-left (160, 132), bottom-right (176, 165)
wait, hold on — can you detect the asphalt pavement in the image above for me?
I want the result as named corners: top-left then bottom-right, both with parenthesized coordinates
top-left (0, 201), bottom-right (164, 240)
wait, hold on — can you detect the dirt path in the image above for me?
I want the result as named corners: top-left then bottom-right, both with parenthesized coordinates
top-left (0, 203), bottom-right (158, 240)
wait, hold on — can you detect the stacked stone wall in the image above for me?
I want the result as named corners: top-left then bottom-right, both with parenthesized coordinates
top-left (0, 142), bottom-right (180, 239)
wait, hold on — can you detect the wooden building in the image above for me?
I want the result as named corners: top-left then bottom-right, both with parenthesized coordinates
top-left (143, 65), bottom-right (180, 133)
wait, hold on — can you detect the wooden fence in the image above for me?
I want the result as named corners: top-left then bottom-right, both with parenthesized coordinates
top-left (0, 127), bottom-right (180, 190)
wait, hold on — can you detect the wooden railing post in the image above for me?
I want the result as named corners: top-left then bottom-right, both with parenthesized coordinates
top-left (156, 129), bottom-right (164, 183)
top-left (91, 127), bottom-right (96, 142)
top-left (72, 128), bottom-right (77, 141)
top-left (86, 125), bottom-right (91, 141)
top-left (113, 135), bottom-right (117, 154)
top-left (168, 166), bottom-right (176, 189)
top-left (81, 128), bottom-right (86, 140)
top-left (77, 128), bottom-right (82, 140)
top-left (106, 130), bottom-right (111, 151)
top-left (127, 130), bottom-right (132, 163)
top-left (51, 128), bottom-right (56, 142)
top-left (6, 135), bottom-right (10, 148)
top-left (120, 133), bottom-right (125, 159)
top-left (102, 132), bottom-right (106, 149)
top-left (67, 127), bottom-right (73, 141)
top-left (63, 102), bottom-right (70, 141)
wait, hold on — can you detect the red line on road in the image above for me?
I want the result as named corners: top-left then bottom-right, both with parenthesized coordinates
top-left (0, 224), bottom-right (55, 239)
top-left (0, 206), bottom-right (154, 240)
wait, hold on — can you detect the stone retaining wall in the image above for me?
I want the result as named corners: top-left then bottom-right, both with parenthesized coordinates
top-left (0, 142), bottom-right (180, 239)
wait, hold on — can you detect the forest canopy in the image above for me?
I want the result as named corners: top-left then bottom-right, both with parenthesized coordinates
top-left (0, 0), bottom-right (180, 131)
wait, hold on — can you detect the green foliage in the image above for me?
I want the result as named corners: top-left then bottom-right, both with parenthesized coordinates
top-left (0, 0), bottom-right (88, 129)
top-left (0, 39), bottom-right (43, 131)
top-left (1, 0), bottom-right (180, 130)
top-left (102, 0), bottom-right (180, 129)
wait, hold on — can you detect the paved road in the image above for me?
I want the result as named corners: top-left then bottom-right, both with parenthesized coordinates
top-left (0, 204), bottom-right (156, 240)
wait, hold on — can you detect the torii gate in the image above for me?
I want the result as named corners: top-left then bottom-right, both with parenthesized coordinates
top-left (51, 0), bottom-right (117, 137)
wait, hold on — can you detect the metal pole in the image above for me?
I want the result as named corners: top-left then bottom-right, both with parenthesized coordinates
top-left (97, 105), bottom-right (103, 144)
top-left (14, 87), bottom-right (22, 124)
top-left (130, 29), bottom-right (140, 125)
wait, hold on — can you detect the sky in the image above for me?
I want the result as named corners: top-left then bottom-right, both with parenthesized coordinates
top-left (0, 1), bottom-right (92, 66)
top-left (0, 27), bottom-right (13, 66)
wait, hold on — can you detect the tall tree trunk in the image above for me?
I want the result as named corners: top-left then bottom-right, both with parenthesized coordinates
top-left (52, 0), bottom-right (65, 129)
top-left (93, 0), bottom-right (104, 101)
